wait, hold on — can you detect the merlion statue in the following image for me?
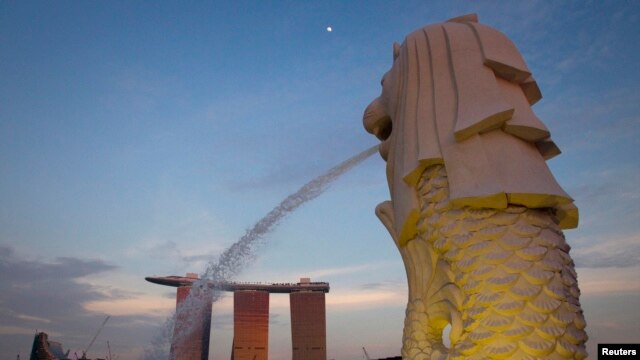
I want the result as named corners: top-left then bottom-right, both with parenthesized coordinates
top-left (363, 14), bottom-right (587, 359)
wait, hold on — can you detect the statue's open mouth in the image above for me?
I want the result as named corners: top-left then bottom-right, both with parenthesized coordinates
top-left (375, 118), bottom-right (392, 141)
top-left (363, 98), bottom-right (393, 161)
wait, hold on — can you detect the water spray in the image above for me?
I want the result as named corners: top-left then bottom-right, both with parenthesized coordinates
top-left (142, 145), bottom-right (378, 359)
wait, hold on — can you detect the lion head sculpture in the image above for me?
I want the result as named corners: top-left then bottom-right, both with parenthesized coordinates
top-left (363, 14), bottom-right (578, 246)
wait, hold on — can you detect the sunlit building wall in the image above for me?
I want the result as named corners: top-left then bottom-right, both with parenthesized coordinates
top-left (170, 282), bottom-right (212, 360)
top-left (233, 290), bottom-right (270, 360)
top-left (290, 291), bottom-right (327, 360)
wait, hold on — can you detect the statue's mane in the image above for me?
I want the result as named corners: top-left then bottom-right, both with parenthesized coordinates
top-left (367, 15), bottom-right (577, 242)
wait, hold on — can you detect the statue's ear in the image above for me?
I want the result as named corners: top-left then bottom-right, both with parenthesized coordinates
top-left (393, 42), bottom-right (400, 62)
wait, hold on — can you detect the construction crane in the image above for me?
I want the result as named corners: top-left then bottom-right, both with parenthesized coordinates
top-left (362, 346), bottom-right (371, 360)
top-left (82, 315), bottom-right (110, 359)
top-left (107, 341), bottom-right (117, 360)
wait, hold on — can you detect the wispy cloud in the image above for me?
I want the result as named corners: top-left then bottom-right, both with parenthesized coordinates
top-left (121, 207), bottom-right (236, 281)
top-left (84, 295), bottom-right (174, 317)
top-left (360, 282), bottom-right (387, 290)
top-left (16, 314), bottom-right (51, 324)
top-left (239, 261), bottom-right (400, 283)
top-left (537, 86), bottom-right (640, 153)
top-left (576, 266), bottom-right (640, 294)
top-left (306, 263), bottom-right (383, 278)
top-left (573, 233), bottom-right (640, 268)
top-left (126, 238), bottom-right (226, 270)
top-left (0, 325), bottom-right (59, 336)
top-left (327, 289), bottom-right (405, 309)
top-left (573, 247), bottom-right (640, 269)
top-left (570, 168), bottom-right (640, 205)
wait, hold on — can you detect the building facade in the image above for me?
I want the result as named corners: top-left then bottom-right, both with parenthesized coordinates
top-left (233, 290), bottom-right (270, 360)
top-left (146, 275), bottom-right (329, 360)
top-left (170, 277), bottom-right (212, 360)
top-left (290, 291), bottom-right (327, 360)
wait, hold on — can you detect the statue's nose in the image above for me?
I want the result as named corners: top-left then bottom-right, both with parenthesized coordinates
top-left (363, 97), bottom-right (392, 141)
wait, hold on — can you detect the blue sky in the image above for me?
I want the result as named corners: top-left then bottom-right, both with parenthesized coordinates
top-left (1, 1), bottom-right (639, 359)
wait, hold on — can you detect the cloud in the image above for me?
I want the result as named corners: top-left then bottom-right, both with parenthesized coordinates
top-left (573, 247), bottom-right (640, 269)
top-left (236, 261), bottom-right (401, 285)
top-left (0, 245), bottom-right (161, 358)
top-left (360, 282), bottom-right (386, 290)
top-left (327, 289), bottom-right (405, 309)
top-left (0, 246), bottom-right (116, 283)
top-left (123, 207), bottom-right (233, 269)
top-left (573, 233), bottom-right (640, 268)
top-left (536, 86), bottom-right (640, 155)
top-left (0, 325), bottom-right (60, 336)
top-left (0, 245), bottom-right (117, 322)
top-left (126, 239), bottom-right (225, 270)
top-left (582, 166), bottom-right (640, 200)
top-left (16, 314), bottom-right (51, 323)
top-left (84, 295), bottom-right (175, 317)
top-left (576, 266), bottom-right (640, 295)
top-left (359, 281), bottom-right (403, 290)
top-left (306, 263), bottom-right (385, 278)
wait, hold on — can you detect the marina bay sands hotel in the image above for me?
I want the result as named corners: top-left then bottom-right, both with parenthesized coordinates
top-left (146, 274), bottom-right (329, 360)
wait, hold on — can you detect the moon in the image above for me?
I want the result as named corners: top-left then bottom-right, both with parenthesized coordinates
top-left (326, 26), bottom-right (332, 32)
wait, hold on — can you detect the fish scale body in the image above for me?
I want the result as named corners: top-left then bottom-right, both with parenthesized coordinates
top-left (398, 165), bottom-right (587, 359)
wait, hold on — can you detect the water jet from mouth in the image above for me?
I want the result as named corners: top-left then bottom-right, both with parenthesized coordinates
top-left (142, 144), bottom-right (378, 359)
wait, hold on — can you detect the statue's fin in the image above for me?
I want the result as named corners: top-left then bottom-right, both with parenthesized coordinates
top-left (535, 138), bottom-right (561, 160)
top-left (447, 13), bottom-right (478, 23)
top-left (393, 42), bottom-right (401, 62)
top-left (469, 23), bottom-right (532, 83)
top-left (498, 78), bottom-right (550, 142)
top-left (556, 203), bottom-right (579, 229)
top-left (520, 76), bottom-right (542, 105)
top-left (375, 201), bottom-right (399, 246)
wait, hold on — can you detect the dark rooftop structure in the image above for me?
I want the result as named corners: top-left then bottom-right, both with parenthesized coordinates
top-left (145, 275), bottom-right (330, 293)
